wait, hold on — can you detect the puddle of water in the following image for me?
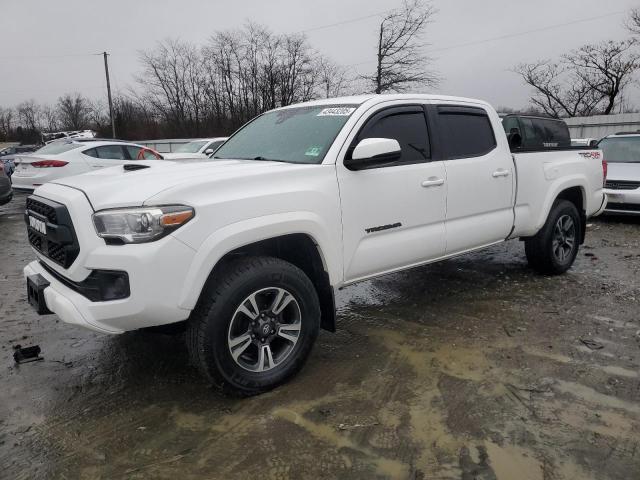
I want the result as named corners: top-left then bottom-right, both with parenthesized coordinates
top-left (273, 408), bottom-right (410, 479)
top-left (523, 347), bottom-right (638, 378)
top-left (589, 315), bottom-right (635, 330)
top-left (555, 380), bottom-right (640, 415)
top-left (599, 365), bottom-right (638, 379)
top-left (558, 407), bottom-right (636, 439)
top-left (484, 442), bottom-right (542, 480)
top-left (523, 347), bottom-right (573, 364)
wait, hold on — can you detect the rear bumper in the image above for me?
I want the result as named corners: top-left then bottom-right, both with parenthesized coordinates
top-left (603, 188), bottom-right (640, 214)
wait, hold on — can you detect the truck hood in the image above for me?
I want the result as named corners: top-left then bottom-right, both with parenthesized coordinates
top-left (49, 159), bottom-right (312, 210)
top-left (606, 162), bottom-right (640, 182)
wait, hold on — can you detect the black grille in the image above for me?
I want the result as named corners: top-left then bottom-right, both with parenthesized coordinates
top-left (28, 230), bottom-right (42, 251)
top-left (47, 242), bottom-right (66, 264)
top-left (26, 197), bottom-right (58, 223)
top-left (25, 196), bottom-right (80, 268)
top-left (606, 202), bottom-right (640, 212)
top-left (605, 180), bottom-right (640, 190)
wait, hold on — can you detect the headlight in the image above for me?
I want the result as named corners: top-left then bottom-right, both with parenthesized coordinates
top-left (92, 205), bottom-right (194, 244)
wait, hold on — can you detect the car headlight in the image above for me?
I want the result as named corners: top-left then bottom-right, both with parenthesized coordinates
top-left (92, 205), bottom-right (194, 244)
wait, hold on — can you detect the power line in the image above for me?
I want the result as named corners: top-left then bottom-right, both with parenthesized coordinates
top-left (430, 10), bottom-right (628, 53)
top-left (344, 9), bottom-right (628, 70)
top-left (0, 52), bottom-right (103, 60)
top-left (294, 8), bottom-right (393, 34)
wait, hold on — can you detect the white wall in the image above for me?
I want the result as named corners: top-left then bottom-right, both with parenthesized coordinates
top-left (564, 113), bottom-right (640, 140)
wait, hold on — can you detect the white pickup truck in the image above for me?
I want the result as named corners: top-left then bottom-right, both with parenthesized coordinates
top-left (23, 94), bottom-right (607, 395)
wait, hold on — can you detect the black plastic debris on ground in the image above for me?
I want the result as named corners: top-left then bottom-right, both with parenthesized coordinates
top-left (13, 345), bottom-right (43, 364)
top-left (579, 338), bottom-right (604, 350)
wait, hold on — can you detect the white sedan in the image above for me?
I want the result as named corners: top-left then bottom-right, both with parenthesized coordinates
top-left (12, 140), bottom-right (162, 191)
top-left (162, 137), bottom-right (228, 160)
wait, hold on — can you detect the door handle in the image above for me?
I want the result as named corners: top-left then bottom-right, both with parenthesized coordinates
top-left (492, 169), bottom-right (510, 178)
top-left (421, 177), bottom-right (445, 188)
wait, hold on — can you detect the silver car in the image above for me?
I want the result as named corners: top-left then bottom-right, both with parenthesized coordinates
top-left (601, 133), bottom-right (640, 214)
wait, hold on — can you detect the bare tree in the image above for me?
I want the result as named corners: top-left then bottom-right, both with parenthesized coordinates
top-left (626, 7), bottom-right (640, 36)
top-left (565, 40), bottom-right (640, 115)
top-left (137, 38), bottom-right (209, 135)
top-left (0, 107), bottom-right (14, 140)
top-left (315, 56), bottom-right (348, 98)
top-left (57, 93), bottom-right (91, 129)
top-left (40, 104), bottom-right (59, 132)
top-left (514, 40), bottom-right (640, 117)
top-left (364, 0), bottom-right (439, 94)
top-left (16, 100), bottom-right (42, 132)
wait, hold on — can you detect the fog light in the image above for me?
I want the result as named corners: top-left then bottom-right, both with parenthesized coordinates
top-left (85, 270), bottom-right (130, 301)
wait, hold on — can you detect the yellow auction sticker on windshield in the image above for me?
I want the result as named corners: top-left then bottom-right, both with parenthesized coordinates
top-left (317, 107), bottom-right (356, 116)
top-left (305, 146), bottom-right (322, 157)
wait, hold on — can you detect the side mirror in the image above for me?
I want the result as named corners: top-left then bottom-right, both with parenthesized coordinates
top-left (345, 138), bottom-right (401, 170)
top-left (204, 148), bottom-right (214, 155)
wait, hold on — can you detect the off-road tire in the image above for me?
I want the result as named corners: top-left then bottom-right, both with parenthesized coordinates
top-left (525, 199), bottom-right (581, 275)
top-left (186, 256), bottom-right (320, 396)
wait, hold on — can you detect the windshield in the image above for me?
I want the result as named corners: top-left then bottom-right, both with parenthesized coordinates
top-left (213, 105), bottom-right (359, 164)
top-left (34, 142), bottom-right (83, 155)
top-left (174, 140), bottom-right (208, 153)
top-left (599, 136), bottom-right (640, 163)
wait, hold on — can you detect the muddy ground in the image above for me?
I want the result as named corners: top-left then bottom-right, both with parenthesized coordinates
top-left (1, 192), bottom-right (639, 480)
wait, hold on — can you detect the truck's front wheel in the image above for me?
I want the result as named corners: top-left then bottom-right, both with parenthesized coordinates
top-left (525, 199), bottom-right (581, 275)
top-left (187, 256), bottom-right (320, 396)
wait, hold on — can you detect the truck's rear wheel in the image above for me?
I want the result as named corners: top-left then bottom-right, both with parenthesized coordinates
top-left (187, 256), bottom-right (320, 396)
top-left (525, 199), bottom-right (581, 275)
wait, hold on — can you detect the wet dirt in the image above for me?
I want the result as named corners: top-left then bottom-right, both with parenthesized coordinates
top-left (1, 192), bottom-right (639, 479)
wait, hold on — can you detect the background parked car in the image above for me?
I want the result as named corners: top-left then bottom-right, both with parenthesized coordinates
top-left (162, 137), bottom-right (228, 159)
top-left (1, 145), bottom-right (39, 180)
top-left (0, 145), bottom-right (39, 157)
top-left (0, 162), bottom-right (12, 205)
top-left (11, 140), bottom-right (163, 191)
top-left (600, 132), bottom-right (640, 214)
top-left (571, 138), bottom-right (599, 147)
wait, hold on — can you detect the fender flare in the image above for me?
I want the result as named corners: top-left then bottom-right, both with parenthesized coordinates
top-left (533, 176), bottom-right (586, 234)
top-left (176, 212), bottom-right (341, 310)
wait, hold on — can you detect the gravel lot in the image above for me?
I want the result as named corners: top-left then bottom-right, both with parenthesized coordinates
top-left (1, 192), bottom-right (639, 480)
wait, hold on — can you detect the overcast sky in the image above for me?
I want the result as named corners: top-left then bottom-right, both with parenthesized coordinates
top-left (1, 0), bottom-right (638, 110)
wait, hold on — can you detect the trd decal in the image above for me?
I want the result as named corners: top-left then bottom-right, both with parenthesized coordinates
top-left (365, 222), bottom-right (402, 234)
top-left (578, 151), bottom-right (601, 159)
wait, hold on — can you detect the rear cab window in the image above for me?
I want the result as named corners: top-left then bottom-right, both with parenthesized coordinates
top-left (501, 115), bottom-right (570, 149)
top-left (437, 106), bottom-right (496, 159)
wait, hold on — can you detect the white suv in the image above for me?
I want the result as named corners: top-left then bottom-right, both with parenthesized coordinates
top-left (600, 133), bottom-right (640, 214)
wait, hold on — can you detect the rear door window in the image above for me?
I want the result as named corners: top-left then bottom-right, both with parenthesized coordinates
top-left (437, 106), bottom-right (496, 159)
top-left (96, 145), bottom-right (127, 160)
top-left (82, 148), bottom-right (98, 158)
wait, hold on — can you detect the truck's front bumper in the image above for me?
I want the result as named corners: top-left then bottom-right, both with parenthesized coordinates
top-left (24, 234), bottom-right (196, 334)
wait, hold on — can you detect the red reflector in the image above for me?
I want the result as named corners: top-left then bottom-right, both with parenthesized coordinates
top-left (31, 160), bottom-right (69, 168)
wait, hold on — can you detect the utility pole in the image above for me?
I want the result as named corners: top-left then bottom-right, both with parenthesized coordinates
top-left (103, 51), bottom-right (116, 138)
